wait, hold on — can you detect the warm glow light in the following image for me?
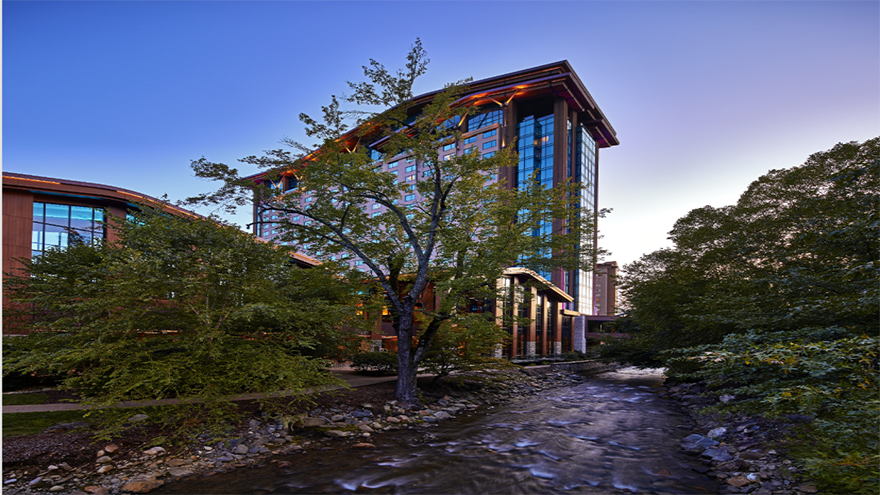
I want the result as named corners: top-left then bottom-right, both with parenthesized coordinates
top-left (4, 176), bottom-right (62, 185)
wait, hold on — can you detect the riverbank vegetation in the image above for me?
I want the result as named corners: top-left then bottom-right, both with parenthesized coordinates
top-left (3, 207), bottom-right (373, 436)
top-left (600, 138), bottom-right (879, 493)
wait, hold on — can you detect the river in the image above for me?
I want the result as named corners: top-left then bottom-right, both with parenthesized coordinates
top-left (156, 368), bottom-right (719, 494)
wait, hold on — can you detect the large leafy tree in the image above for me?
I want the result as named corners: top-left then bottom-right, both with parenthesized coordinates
top-left (187, 41), bottom-right (596, 404)
top-left (3, 207), bottom-right (368, 420)
top-left (612, 137), bottom-right (878, 356)
top-left (602, 138), bottom-right (879, 492)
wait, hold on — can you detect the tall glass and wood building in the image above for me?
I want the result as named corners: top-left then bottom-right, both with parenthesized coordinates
top-left (253, 61), bottom-right (618, 318)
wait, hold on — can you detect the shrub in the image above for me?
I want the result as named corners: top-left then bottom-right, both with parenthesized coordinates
top-left (351, 351), bottom-right (398, 375)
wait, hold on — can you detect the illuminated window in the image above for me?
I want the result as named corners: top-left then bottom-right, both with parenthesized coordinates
top-left (482, 140), bottom-right (497, 150)
top-left (482, 129), bottom-right (497, 138)
top-left (405, 164), bottom-right (417, 172)
top-left (387, 161), bottom-right (399, 169)
top-left (483, 151), bottom-right (495, 159)
top-left (444, 154), bottom-right (454, 161)
top-left (372, 203), bottom-right (382, 210)
top-left (406, 174), bottom-right (415, 181)
top-left (464, 136), bottom-right (477, 144)
top-left (405, 194), bottom-right (416, 201)
top-left (443, 143), bottom-right (455, 151)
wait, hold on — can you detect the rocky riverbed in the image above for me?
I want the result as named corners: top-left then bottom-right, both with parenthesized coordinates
top-left (663, 381), bottom-right (819, 495)
top-left (3, 368), bottom-right (821, 495)
top-left (3, 369), bottom-right (591, 494)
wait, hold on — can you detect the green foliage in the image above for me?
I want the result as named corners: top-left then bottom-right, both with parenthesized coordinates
top-left (3, 207), bottom-right (368, 434)
top-left (186, 41), bottom-right (597, 403)
top-left (351, 351), bottom-right (398, 375)
top-left (666, 331), bottom-right (879, 493)
top-left (420, 313), bottom-right (508, 380)
top-left (601, 138), bottom-right (880, 492)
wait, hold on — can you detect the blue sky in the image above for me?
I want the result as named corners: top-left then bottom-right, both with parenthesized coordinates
top-left (4, 1), bottom-right (878, 267)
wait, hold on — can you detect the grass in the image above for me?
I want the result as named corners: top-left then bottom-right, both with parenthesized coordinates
top-left (2, 393), bottom-right (50, 406)
top-left (2, 410), bottom-right (92, 437)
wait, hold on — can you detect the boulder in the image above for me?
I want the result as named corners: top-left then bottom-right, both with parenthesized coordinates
top-left (121, 479), bottom-right (164, 493)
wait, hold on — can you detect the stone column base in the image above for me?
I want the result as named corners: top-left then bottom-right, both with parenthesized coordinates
top-left (553, 342), bottom-right (562, 355)
top-left (526, 341), bottom-right (536, 359)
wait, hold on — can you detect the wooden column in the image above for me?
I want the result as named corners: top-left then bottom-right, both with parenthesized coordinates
top-left (527, 285), bottom-right (537, 358)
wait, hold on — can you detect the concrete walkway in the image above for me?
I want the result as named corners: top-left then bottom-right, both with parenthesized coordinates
top-left (2, 369), bottom-right (410, 414)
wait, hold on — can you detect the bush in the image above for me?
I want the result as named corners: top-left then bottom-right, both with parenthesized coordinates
top-left (665, 329), bottom-right (879, 494)
top-left (351, 351), bottom-right (398, 375)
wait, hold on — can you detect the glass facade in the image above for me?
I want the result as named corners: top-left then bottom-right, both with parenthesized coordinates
top-left (32, 202), bottom-right (104, 258)
top-left (516, 113), bottom-right (555, 280)
top-left (468, 107), bottom-right (502, 131)
top-left (574, 124), bottom-right (597, 314)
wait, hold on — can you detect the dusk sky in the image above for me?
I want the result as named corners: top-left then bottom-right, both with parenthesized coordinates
top-left (4, 1), bottom-right (878, 268)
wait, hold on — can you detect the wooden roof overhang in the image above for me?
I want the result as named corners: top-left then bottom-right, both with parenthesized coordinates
top-left (503, 267), bottom-right (574, 303)
top-left (2, 172), bottom-right (201, 219)
top-left (246, 60), bottom-right (617, 183)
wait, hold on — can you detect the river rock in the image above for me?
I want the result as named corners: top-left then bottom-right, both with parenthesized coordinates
top-left (84, 486), bottom-right (110, 494)
top-left (358, 425), bottom-right (375, 433)
top-left (96, 465), bottom-right (114, 474)
top-left (681, 434), bottom-right (719, 452)
top-left (104, 444), bottom-right (120, 454)
top-left (143, 447), bottom-right (166, 456)
top-left (351, 410), bottom-right (373, 418)
top-left (96, 456), bottom-right (113, 464)
top-left (702, 447), bottom-right (734, 462)
top-left (727, 475), bottom-right (751, 487)
top-left (796, 483), bottom-right (818, 493)
top-left (434, 411), bottom-right (453, 420)
top-left (324, 430), bottom-right (348, 438)
top-left (707, 427), bottom-right (727, 439)
top-left (331, 414), bottom-right (345, 422)
top-left (166, 459), bottom-right (188, 467)
top-left (121, 479), bottom-right (164, 493)
top-left (49, 485), bottom-right (65, 492)
top-left (301, 417), bottom-right (326, 427)
top-left (351, 443), bottom-right (375, 449)
top-left (128, 414), bottom-right (149, 423)
top-left (167, 467), bottom-right (194, 477)
top-left (234, 444), bottom-right (249, 455)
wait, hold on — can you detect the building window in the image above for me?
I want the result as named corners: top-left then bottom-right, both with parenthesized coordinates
top-left (483, 151), bottom-right (495, 159)
top-left (372, 203), bottom-right (382, 210)
top-left (464, 136), bottom-right (477, 144)
top-left (292, 215), bottom-right (300, 221)
top-left (482, 129), bottom-right (497, 139)
top-left (444, 154), bottom-right (454, 161)
top-left (469, 108), bottom-right (503, 131)
top-left (482, 140), bottom-right (497, 150)
top-left (305, 197), bottom-right (314, 203)
top-left (405, 164), bottom-right (417, 172)
top-left (32, 202), bottom-right (104, 257)
top-left (465, 146), bottom-right (477, 154)
top-left (405, 174), bottom-right (415, 182)
top-left (389, 170), bottom-right (398, 176)
top-left (387, 160), bottom-right (399, 169)
top-left (405, 194), bottom-right (416, 202)
top-left (443, 143), bottom-right (455, 151)
top-left (372, 212), bottom-right (382, 218)
top-left (423, 170), bottom-right (433, 178)
top-left (405, 156), bottom-right (415, 163)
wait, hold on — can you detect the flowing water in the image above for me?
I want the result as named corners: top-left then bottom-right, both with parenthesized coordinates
top-left (157, 368), bottom-right (719, 494)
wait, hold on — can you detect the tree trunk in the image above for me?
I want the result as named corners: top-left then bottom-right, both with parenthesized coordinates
top-left (394, 310), bottom-right (419, 405)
